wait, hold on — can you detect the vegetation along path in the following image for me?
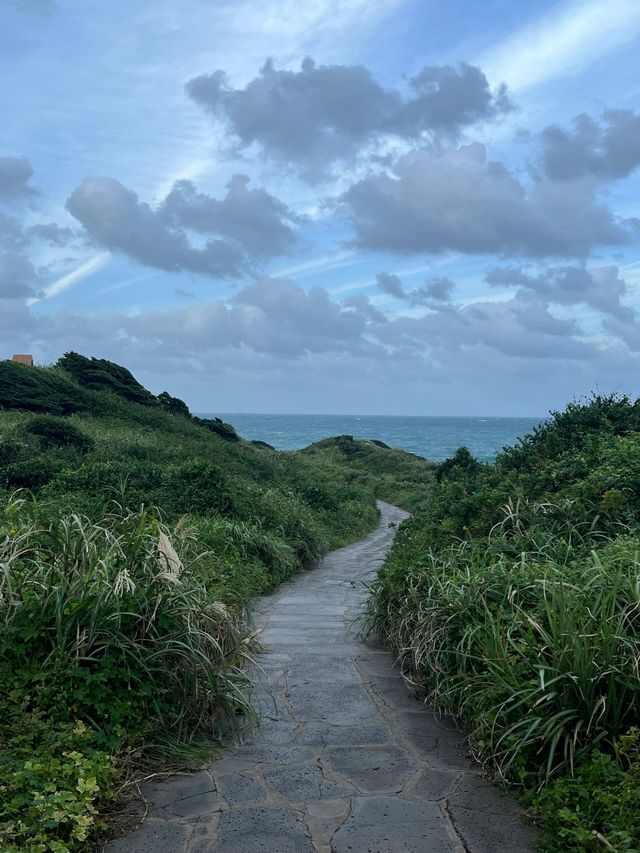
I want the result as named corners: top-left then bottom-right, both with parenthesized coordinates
top-left (106, 502), bottom-right (537, 853)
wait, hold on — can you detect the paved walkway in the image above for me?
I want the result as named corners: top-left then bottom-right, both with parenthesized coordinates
top-left (106, 501), bottom-right (537, 852)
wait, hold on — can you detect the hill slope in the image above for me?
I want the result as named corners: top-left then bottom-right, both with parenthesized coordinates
top-left (0, 352), bottom-right (431, 853)
top-left (367, 394), bottom-right (640, 851)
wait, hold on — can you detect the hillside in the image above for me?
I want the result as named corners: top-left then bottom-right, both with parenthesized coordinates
top-left (0, 352), bottom-right (430, 853)
top-left (367, 395), bottom-right (640, 851)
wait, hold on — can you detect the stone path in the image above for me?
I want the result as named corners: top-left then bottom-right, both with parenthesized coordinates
top-left (106, 501), bottom-right (538, 852)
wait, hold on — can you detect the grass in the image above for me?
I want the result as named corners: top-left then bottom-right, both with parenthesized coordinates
top-left (0, 353), bottom-right (429, 851)
top-left (366, 395), bottom-right (640, 851)
top-left (301, 433), bottom-right (436, 511)
top-left (0, 497), bottom-right (257, 851)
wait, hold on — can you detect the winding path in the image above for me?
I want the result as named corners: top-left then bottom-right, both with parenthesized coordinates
top-left (106, 501), bottom-right (537, 852)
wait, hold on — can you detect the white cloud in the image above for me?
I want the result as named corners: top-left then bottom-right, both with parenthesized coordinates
top-left (480, 0), bottom-right (640, 92)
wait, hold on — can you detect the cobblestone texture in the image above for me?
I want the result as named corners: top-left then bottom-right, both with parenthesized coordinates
top-left (104, 501), bottom-right (538, 852)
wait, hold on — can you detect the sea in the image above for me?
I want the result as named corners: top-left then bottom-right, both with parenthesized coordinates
top-left (198, 414), bottom-right (543, 462)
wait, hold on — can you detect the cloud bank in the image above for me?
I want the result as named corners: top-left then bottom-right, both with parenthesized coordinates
top-left (187, 58), bottom-right (512, 179)
top-left (66, 174), bottom-right (300, 278)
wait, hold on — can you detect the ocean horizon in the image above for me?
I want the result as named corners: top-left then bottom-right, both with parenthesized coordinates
top-left (197, 413), bottom-right (544, 462)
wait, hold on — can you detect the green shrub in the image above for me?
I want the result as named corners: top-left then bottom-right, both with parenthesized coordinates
top-left (24, 416), bottom-right (94, 453)
top-left (157, 391), bottom-right (190, 417)
top-left (0, 711), bottom-right (113, 853)
top-left (367, 393), bottom-right (640, 851)
top-left (168, 461), bottom-right (239, 516)
top-left (0, 361), bottom-right (87, 415)
top-left (197, 515), bottom-right (297, 593)
top-left (193, 416), bottom-right (239, 442)
top-left (0, 497), bottom-right (254, 744)
top-left (0, 438), bottom-right (29, 468)
top-left (57, 352), bottom-right (156, 407)
top-left (531, 729), bottom-right (640, 852)
top-left (1, 456), bottom-right (62, 490)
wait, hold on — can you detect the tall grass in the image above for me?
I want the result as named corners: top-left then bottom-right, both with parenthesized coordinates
top-left (0, 494), bottom-right (255, 744)
top-left (367, 512), bottom-right (640, 787)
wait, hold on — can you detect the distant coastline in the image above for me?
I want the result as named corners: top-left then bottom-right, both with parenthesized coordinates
top-left (196, 413), bottom-right (543, 461)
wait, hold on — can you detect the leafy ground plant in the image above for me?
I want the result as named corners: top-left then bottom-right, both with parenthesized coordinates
top-left (366, 395), bottom-right (640, 851)
top-left (0, 495), bottom-right (255, 851)
top-left (0, 351), bottom-right (452, 850)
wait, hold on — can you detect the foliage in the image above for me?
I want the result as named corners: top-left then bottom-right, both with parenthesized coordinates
top-left (367, 394), bottom-right (640, 851)
top-left (24, 415), bottom-right (94, 453)
top-left (0, 361), bottom-right (88, 415)
top-left (530, 729), bottom-right (640, 852)
top-left (302, 435), bottom-right (436, 511)
top-left (157, 391), bottom-right (190, 417)
top-left (369, 529), bottom-right (640, 784)
top-left (251, 439), bottom-right (275, 450)
top-left (0, 498), bottom-right (255, 737)
top-left (0, 497), bottom-right (255, 850)
top-left (0, 712), bottom-right (113, 853)
top-left (193, 415), bottom-right (239, 442)
top-left (0, 351), bottom-right (430, 850)
top-left (57, 352), bottom-right (157, 407)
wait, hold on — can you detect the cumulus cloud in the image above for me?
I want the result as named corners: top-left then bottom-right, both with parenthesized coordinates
top-left (342, 293), bottom-right (388, 324)
top-left (603, 314), bottom-right (640, 353)
top-left (377, 289), bottom-right (592, 361)
top-left (376, 271), bottom-right (454, 304)
top-left (0, 157), bottom-right (35, 200)
top-left (402, 64), bottom-right (512, 132)
top-left (0, 212), bottom-right (26, 250)
top-left (21, 278), bottom-right (369, 360)
top-left (67, 175), bottom-right (298, 278)
top-left (6, 270), bottom-right (640, 416)
top-left (539, 109), bottom-right (640, 181)
top-left (376, 271), bottom-right (405, 298)
top-left (486, 264), bottom-right (632, 319)
top-left (0, 252), bottom-right (37, 298)
top-left (187, 58), bottom-right (512, 179)
top-left (421, 276), bottom-right (454, 301)
top-left (345, 143), bottom-right (638, 257)
top-left (162, 175), bottom-right (299, 259)
top-left (28, 222), bottom-right (78, 247)
top-left (232, 278), bottom-right (369, 355)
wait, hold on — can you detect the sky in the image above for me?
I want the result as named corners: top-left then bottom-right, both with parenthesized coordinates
top-left (2, 0), bottom-right (640, 415)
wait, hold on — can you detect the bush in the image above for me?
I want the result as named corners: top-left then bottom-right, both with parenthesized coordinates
top-left (57, 352), bottom-right (156, 407)
top-left (367, 394), bottom-right (640, 850)
top-left (0, 712), bottom-right (114, 853)
top-left (0, 361), bottom-right (87, 415)
top-left (531, 729), bottom-right (640, 852)
top-left (197, 515), bottom-right (297, 593)
top-left (168, 461), bottom-right (239, 516)
top-left (24, 416), bottom-right (94, 453)
top-left (0, 499), bottom-right (254, 742)
top-left (370, 528), bottom-right (640, 785)
top-left (157, 391), bottom-right (190, 417)
top-left (1, 457), bottom-right (61, 490)
top-left (193, 416), bottom-right (239, 442)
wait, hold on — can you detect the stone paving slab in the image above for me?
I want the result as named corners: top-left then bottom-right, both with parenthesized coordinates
top-left (332, 796), bottom-right (458, 853)
top-left (104, 501), bottom-right (538, 852)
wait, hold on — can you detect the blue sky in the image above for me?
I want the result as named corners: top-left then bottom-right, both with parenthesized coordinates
top-left (2, 0), bottom-right (640, 414)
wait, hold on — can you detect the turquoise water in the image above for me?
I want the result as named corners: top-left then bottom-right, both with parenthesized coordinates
top-left (199, 414), bottom-right (543, 462)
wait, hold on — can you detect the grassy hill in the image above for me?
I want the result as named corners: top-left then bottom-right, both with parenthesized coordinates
top-left (366, 395), bottom-right (640, 851)
top-left (5, 354), bottom-right (637, 851)
top-left (0, 353), bottom-right (432, 852)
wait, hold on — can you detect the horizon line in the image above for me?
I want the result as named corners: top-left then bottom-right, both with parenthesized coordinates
top-left (195, 412), bottom-right (545, 420)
